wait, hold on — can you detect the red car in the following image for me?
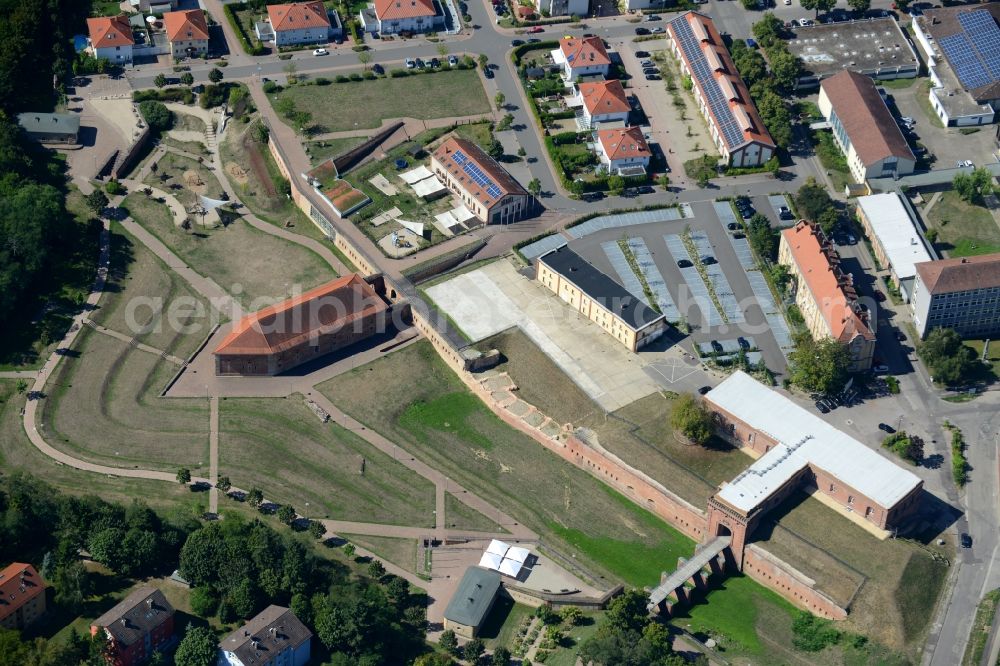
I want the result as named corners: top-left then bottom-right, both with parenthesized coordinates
top-left (528, 26), bottom-right (544, 32)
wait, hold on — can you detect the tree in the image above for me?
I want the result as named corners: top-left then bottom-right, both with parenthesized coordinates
top-left (800, 0), bottom-right (836, 17)
top-left (215, 476), bottom-right (231, 492)
top-left (386, 576), bottom-right (409, 601)
top-left (85, 190), bottom-right (109, 216)
top-left (357, 50), bottom-right (372, 70)
top-left (952, 167), bottom-right (995, 203)
top-left (176, 467), bottom-right (191, 484)
top-left (788, 334), bottom-right (851, 395)
top-left (561, 606), bottom-right (584, 626)
top-left (486, 137), bottom-right (504, 160)
top-left (755, 90), bottom-right (793, 148)
top-left (283, 60), bottom-right (298, 81)
top-left (496, 113), bottom-right (514, 131)
top-left (494, 91), bottom-right (505, 109)
top-left (894, 0), bottom-right (912, 10)
top-left (606, 589), bottom-right (650, 635)
top-left (658, 174), bottom-right (670, 191)
top-left (752, 13), bottom-right (785, 48)
top-left (174, 625), bottom-right (217, 666)
top-left (153, 73), bottom-right (167, 88)
top-left (139, 100), bottom-right (173, 133)
top-left (768, 48), bottom-right (802, 90)
top-left (208, 68), bottom-right (223, 83)
top-left (367, 559), bottom-right (386, 579)
top-left (247, 487), bottom-right (264, 508)
top-left (15, 379), bottom-right (27, 394)
top-left (308, 520), bottom-right (326, 539)
top-left (925, 227), bottom-right (939, 244)
top-left (918, 327), bottom-right (979, 385)
top-left (817, 207), bottom-right (839, 235)
top-left (847, 0), bottom-right (870, 13)
top-left (522, 177), bottom-right (539, 198)
top-left (189, 586), bottom-right (219, 617)
top-left (607, 175), bottom-right (625, 196)
top-left (343, 542), bottom-right (356, 559)
top-left (276, 504), bottom-right (296, 525)
top-left (795, 178), bottom-right (835, 222)
top-left (415, 655), bottom-right (455, 666)
top-left (669, 393), bottom-right (713, 446)
top-left (492, 646), bottom-right (512, 665)
top-left (478, 54), bottom-right (489, 69)
top-left (437, 43), bottom-right (449, 57)
top-left (535, 602), bottom-right (558, 625)
top-left (439, 629), bottom-right (459, 654)
top-left (180, 72), bottom-right (194, 86)
top-left (464, 638), bottom-right (485, 663)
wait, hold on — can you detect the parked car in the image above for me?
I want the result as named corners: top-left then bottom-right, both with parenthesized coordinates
top-left (899, 116), bottom-right (915, 125)
top-left (415, 58), bottom-right (426, 68)
top-left (895, 330), bottom-right (907, 342)
top-left (581, 191), bottom-right (605, 202)
top-left (732, 232), bottom-right (746, 239)
top-left (527, 37), bottom-right (541, 43)
top-left (635, 50), bottom-right (650, 58)
top-left (528, 25), bottom-right (545, 32)
top-left (702, 256), bottom-right (717, 265)
top-left (642, 67), bottom-right (659, 75)
top-left (873, 289), bottom-right (886, 302)
top-left (640, 60), bottom-right (654, 68)
top-left (745, 38), bottom-right (757, 48)
top-left (312, 48), bottom-right (329, 56)
top-left (846, 233), bottom-right (856, 244)
top-left (448, 55), bottom-right (459, 66)
top-left (677, 258), bottom-right (693, 268)
top-left (651, 26), bottom-right (665, 33)
top-left (635, 185), bottom-right (655, 194)
top-left (646, 13), bottom-right (661, 20)
top-left (816, 401), bottom-right (830, 414)
top-left (711, 340), bottom-right (723, 353)
top-left (372, 63), bottom-right (385, 75)
top-left (727, 222), bottom-right (741, 231)
top-left (511, 39), bottom-right (525, 46)
top-left (961, 533), bottom-right (973, 548)
top-left (738, 337), bottom-right (750, 350)
top-left (873, 364), bottom-right (890, 374)
top-left (698, 386), bottom-right (712, 395)
top-left (878, 422), bottom-right (896, 433)
top-left (405, 58), bottom-right (416, 69)
top-left (645, 74), bottom-right (661, 81)
top-left (635, 27), bottom-right (650, 35)
top-left (778, 205), bottom-right (794, 220)
top-left (430, 57), bottom-right (440, 68)
top-left (483, 67), bottom-right (494, 78)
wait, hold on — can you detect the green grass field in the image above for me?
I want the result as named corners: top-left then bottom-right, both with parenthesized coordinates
top-left (40, 326), bottom-right (210, 474)
top-left (478, 598), bottom-right (534, 648)
top-left (318, 341), bottom-right (695, 584)
top-left (925, 191), bottom-right (1000, 258)
top-left (339, 534), bottom-right (420, 575)
top-left (270, 69), bottom-right (491, 132)
top-left (121, 193), bottom-right (335, 308)
top-left (444, 492), bottom-right (506, 533)
top-left (219, 396), bottom-right (436, 526)
top-left (305, 136), bottom-right (369, 166)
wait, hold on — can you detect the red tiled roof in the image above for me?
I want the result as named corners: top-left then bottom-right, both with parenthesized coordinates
top-left (164, 9), bottom-right (209, 42)
top-left (432, 136), bottom-right (528, 210)
top-left (579, 79), bottom-right (630, 116)
top-left (0, 563), bottom-right (45, 623)
top-left (667, 12), bottom-right (775, 152)
top-left (915, 254), bottom-right (1000, 295)
top-left (375, 0), bottom-right (437, 20)
top-left (559, 36), bottom-right (611, 68)
top-left (597, 126), bottom-right (651, 161)
top-left (820, 71), bottom-right (914, 167)
top-left (214, 275), bottom-right (387, 356)
top-left (87, 15), bottom-right (134, 49)
top-left (781, 221), bottom-right (875, 344)
top-left (266, 1), bottom-right (331, 31)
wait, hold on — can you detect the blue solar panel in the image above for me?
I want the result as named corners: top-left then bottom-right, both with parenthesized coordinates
top-left (451, 149), bottom-right (502, 200)
top-left (958, 11), bottom-right (1000, 79)
top-left (937, 10), bottom-right (1000, 91)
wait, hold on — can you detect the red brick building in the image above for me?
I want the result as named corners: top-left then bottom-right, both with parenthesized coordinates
top-left (214, 274), bottom-right (390, 376)
top-left (91, 587), bottom-right (175, 666)
top-left (0, 563), bottom-right (47, 630)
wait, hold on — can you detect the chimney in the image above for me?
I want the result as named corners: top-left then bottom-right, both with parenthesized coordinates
top-left (146, 598), bottom-right (153, 608)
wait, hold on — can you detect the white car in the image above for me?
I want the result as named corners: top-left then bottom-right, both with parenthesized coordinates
top-left (448, 54), bottom-right (458, 66)
top-left (312, 48), bottom-right (329, 56)
top-left (873, 365), bottom-right (890, 374)
top-left (405, 58), bottom-right (416, 69)
top-left (784, 0), bottom-right (791, 4)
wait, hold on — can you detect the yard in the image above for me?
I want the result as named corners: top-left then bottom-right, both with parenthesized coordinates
top-left (317, 340), bottom-right (696, 585)
top-left (121, 193), bottom-right (335, 308)
top-left (923, 190), bottom-right (1000, 257)
top-left (218, 396), bottom-right (436, 527)
top-left (268, 69), bottom-right (492, 133)
top-left (143, 151), bottom-right (225, 209)
top-left (40, 326), bottom-right (210, 474)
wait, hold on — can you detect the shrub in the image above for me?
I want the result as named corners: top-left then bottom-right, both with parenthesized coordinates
top-left (138, 100), bottom-right (173, 133)
top-left (262, 80), bottom-right (279, 94)
top-left (349, 72), bottom-right (363, 81)
top-left (791, 611), bottom-right (841, 652)
top-left (104, 180), bottom-right (124, 196)
top-left (390, 69), bottom-right (409, 77)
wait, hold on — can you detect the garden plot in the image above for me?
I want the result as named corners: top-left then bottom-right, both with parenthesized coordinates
top-left (663, 234), bottom-right (723, 327)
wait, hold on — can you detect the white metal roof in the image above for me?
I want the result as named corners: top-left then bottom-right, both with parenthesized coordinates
top-left (498, 558), bottom-right (522, 578)
top-left (855, 193), bottom-right (931, 282)
top-left (479, 552), bottom-right (503, 570)
top-left (505, 546), bottom-right (531, 564)
top-left (399, 165), bottom-right (434, 184)
top-left (705, 371), bottom-right (922, 514)
top-left (486, 539), bottom-right (509, 557)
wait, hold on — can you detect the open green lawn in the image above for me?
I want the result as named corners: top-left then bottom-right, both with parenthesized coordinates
top-left (924, 190), bottom-right (1000, 257)
top-left (545, 612), bottom-right (604, 666)
top-left (219, 396), bottom-right (436, 527)
top-left (444, 492), bottom-right (506, 533)
top-left (318, 340), bottom-right (695, 584)
top-left (91, 222), bottom-right (214, 360)
top-left (478, 598), bottom-right (534, 648)
top-left (305, 136), bottom-right (368, 166)
top-left (269, 69), bottom-right (491, 132)
top-left (963, 339), bottom-right (1000, 378)
top-left (121, 193), bottom-right (335, 308)
top-left (40, 326), bottom-right (209, 473)
top-left (340, 534), bottom-right (421, 575)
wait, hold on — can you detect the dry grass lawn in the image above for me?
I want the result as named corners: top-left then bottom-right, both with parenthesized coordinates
top-left (924, 190), bottom-right (1000, 258)
top-left (219, 396), bottom-right (436, 527)
top-left (340, 534), bottom-right (420, 576)
top-left (122, 193), bottom-right (335, 308)
top-left (143, 151), bottom-right (225, 209)
top-left (41, 326), bottom-right (209, 473)
top-left (444, 492), bottom-right (507, 533)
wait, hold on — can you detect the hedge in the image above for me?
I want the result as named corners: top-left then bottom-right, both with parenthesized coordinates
top-left (223, 2), bottom-right (266, 55)
top-left (133, 87), bottom-right (194, 105)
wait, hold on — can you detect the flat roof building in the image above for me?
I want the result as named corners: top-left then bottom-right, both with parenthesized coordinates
top-left (704, 371), bottom-right (923, 564)
top-left (0, 563), bottom-right (46, 630)
top-left (431, 136), bottom-right (533, 225)
top-left (911, 4), bottom-right (1000, 127)
top-left (218, 605), bottom-right (312, 666)
top-left (537, 244), bottom-right (667, 352)
top-left (443, 566), bottom-right (503, 639)
top-left (17, 112), bottom-right (80, 145)
top-left (912, 253), bottom-right (1000, 338)
top-left (818, 70), bottom-right (915, 183)
top-left (666, 11), bottom-right (776, 168)
top-left (786, 18), bottom-right (918, 88)
top-left (779, 221), bottom-right (875, 372)
top-left (214, 274), bottom-right (390, 376)
top-left (854, 193), bottom-right (932, 302)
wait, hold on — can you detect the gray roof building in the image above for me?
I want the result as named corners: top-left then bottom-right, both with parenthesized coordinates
top-left (443, 567), bottom-right (502, 630)
top-left (91, 586), bottom-right (174, 647)
top-left (16, 113), bottom-right (80, 143)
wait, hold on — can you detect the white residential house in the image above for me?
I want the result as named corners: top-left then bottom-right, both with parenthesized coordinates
top-left (595, 126), bottom-right (651, 176)
top-left (164, 9), bottom-right (209, 60)
top-left (534, 0), bottom-right (588, 18)
top-left (360, 0), bottom-right (444, 34)
top-left (86, 15), bottom-right (134, 65)
top-left (260, 1), bottom-right (332, 46)
top-left (551, 36), bottom-right (611, 81)
top-left (573, 79), bottom-right (630, 129)
top-left (218, 606), bottom-right (312, 666)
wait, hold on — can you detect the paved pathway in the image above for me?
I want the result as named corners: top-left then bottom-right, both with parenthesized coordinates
top-left (83, 319), bottom-right (186, 365)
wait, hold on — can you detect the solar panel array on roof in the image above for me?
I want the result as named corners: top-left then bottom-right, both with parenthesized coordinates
top-left (672, 17), bottom-right (745, 149)
top-left (938, 10), bottom-right (1000, 91)
top-left (452, 149), bottom-right (502, 200)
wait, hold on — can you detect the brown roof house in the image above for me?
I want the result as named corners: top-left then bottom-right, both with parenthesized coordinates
top-left (90, 587), bottom-right (175, 666)
top-left (164, 9), bottom-right (209, 60)
top-left (575, 79), bottom-right (631, 128)
top-left (595, 126), bottom-right (652, 176)
top-left (0, 563), bottom-right (46, 630)
top-left (86, 15), bottom-right (134, 64)
top-left (258, 1), bottom-right (335, 46)
top-left (214, 274), bottom-right (392, 376)
top-left (553, 36), bottom-right (612, 81)
top-left (912, 253), bottom-right (1000, 339)
top-left (363, 0), bottom-right (443, 35)
top-left (818, 70), bottom-right (915, 183)
top-left (218, 605), bottom-right (312, 666)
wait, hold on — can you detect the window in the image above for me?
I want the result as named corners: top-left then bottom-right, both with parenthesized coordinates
top-left (829, 483), bottom-right (836, 492)
top-left (847, 495), bottom-right (854, 505)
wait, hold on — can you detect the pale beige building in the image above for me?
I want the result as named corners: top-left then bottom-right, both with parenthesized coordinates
top-left (537, 244), bottom-right (667, 352)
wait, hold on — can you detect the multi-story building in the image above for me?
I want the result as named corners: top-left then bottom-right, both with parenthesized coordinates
top-left (537, 244), bottom-right (668, 352)
top-left (818, 70), bottom-right (916, 183)
top-left (361, 0), bottom-right (444, 35)
top-left (164, 9), bottom-right (209, 60)
top-left (551, 36), bottom-right (611, 81)
top-left (912, 254), bottom-right (1000, 338)
top-left (218, 606), bottom-right (312, 666)
top-left (90, 587), bottom-right (175, 666)
top-left (573, 79), bottom-right (630, 129)
top-left (214, 274), bottom-right (391, 376)
top-left (594, 126), bottom-right (651, 176)
top-left (261, 1), bottom-right (332, 46)
top-left (534, 0), bottom-right (588, 18)
top-left (666, 11), bottom-right (775, 167)
top-left (704, 371), bottom-right (923, 566)
top-left (430, 136), bottom-right (534, 225)
top-left (0, 563), bottom-right (46, 630)
top-left (854, 193), bottom-right (932, 302)
top-left (778, 221), bottom-right (876, 372)
top-left (86, 15), bottom-right (134, 65)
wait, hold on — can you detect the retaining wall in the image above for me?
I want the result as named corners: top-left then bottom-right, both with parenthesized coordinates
top-left (743, 544), bottom-right (848, 620)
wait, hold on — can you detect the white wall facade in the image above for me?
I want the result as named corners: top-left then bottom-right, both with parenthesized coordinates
top-left (274, 26), bottom-right (329, 46)
top-left (377, 14), bottom-right (443, 34)
top-left (171, 38), bottom-right (208, 58)
top-left (93, 44), bottom-right (133, 64)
